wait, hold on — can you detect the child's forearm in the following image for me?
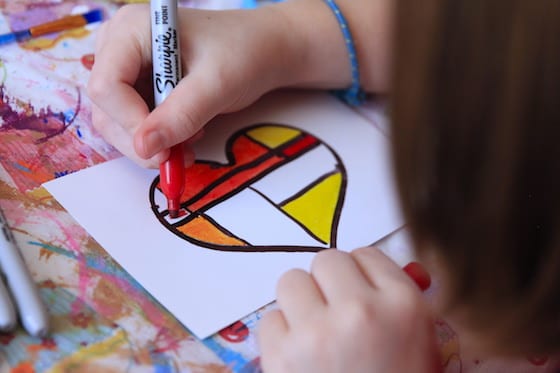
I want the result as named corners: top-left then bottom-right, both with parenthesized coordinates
top-left (271, 0), bottom-right (392, 93)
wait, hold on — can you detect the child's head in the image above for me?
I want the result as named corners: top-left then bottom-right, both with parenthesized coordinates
top-left (391, 0), bottom-right (560, 355)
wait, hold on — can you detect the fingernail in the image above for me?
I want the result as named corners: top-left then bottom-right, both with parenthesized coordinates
top-left (143, 130), bottom-right (164, 157)
top-left (152, 150), bottom-right (169, 164)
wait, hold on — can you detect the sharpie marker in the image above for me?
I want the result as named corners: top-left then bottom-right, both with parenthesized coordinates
top-left (150, 0), bottom-right (185, 218)
top-left (0, 207), bottom-right (49, 337)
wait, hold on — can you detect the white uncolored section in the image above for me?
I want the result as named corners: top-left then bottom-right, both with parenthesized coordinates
top-left (250, 144), bottom-right (338, 204)
top-left (206, 188), bottom-right (327, 247)
top-left (44, 91), bottom-right (403, 338)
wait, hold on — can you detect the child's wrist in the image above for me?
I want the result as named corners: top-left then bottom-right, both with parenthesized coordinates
top-left (251, 3), bottom-right (311, 92)
top-left (269, 0), bottom-right (356, 91)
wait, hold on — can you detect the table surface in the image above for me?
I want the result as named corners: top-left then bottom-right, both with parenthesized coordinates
top-left (0, 1), bottom-right (555, 372)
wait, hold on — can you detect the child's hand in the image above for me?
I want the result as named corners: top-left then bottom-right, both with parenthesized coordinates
top-left (258, 247), bottom-right (440, 373)
top-left (88, 4), bottom-right (300, 168)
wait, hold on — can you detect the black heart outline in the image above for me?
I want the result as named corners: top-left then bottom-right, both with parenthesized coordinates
top-left (149, 123), bottom-right (347, 252)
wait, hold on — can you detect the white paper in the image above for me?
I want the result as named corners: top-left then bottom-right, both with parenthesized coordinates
top-left (44, 91), bottom-right (403, 338)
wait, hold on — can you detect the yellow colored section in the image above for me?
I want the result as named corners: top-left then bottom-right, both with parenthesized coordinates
top-left (282, 172), bottom-right (342, 244)
top-left (48, 330), bottom-right (128, 373)
top-left (247, 126), bottom-right (300, 149)
top-left (177, 215), bottom-right (247, 246)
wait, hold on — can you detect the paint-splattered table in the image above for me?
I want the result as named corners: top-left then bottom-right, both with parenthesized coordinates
top-left (0, 1), bottom-right (557, 372)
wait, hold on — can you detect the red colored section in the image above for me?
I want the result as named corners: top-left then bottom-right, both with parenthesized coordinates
top-left (180, 135), bottom-right (270, 202)
top-left (282, 134), bottom-right (318, 157)
top-left (187, 155), bottom-right (282, 212)
top-left (161, 131), bottom-right (320, 213)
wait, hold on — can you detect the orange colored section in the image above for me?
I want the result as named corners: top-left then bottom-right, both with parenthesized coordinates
top-left (176, 215), bottom-right (247, 246)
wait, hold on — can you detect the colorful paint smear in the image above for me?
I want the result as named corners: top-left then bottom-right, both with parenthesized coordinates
top-left (0, 85), bottom-right (106, 192)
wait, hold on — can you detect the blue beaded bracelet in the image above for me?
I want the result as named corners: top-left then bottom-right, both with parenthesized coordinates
top-left (323, 0), bottom-right (366, 106)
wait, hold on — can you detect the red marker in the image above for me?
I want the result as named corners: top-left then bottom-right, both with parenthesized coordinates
top-left (403, 261), bottom-right (432, 291)
top-left (160, 144), bottom-right (184, 218)
top-left (150, 0), bottom-right (185, 218)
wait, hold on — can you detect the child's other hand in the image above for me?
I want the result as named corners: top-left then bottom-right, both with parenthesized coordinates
top-left (88, 4), bottom-right (297, 168)
top-left (258, 247), bottom-right (440, 373)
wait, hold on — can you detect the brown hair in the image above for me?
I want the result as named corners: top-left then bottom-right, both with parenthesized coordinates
top-left (391, 0), bottom-right (560, 355)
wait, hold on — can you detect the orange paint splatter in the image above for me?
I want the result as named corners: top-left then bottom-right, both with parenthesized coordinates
top-left (42, 279), bottom-right (57, 289)
top-left (70, 311), bottom-right (94, 329)
top-left (11, 362), bottom-right (35, 373)
top-left (39, 247), bottom-right (56, 261)
top-left (27, 337), bottom-right (57, 353)
top-left (92, 278), bottom-right (131, 320)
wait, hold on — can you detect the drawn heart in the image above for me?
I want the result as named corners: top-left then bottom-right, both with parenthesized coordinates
top-left (149, 124), bottom-right (347, 252)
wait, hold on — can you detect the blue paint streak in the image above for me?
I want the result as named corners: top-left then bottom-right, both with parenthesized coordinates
top-left (76, 126), bottom-right (83, 138)
top-left (11, 161), bottom-right (32, 173)
top-left (147, 346), bottom-right (177, 373)
top-left (63, 109), bottom-right (75, 124)
top-left (203, 337), bottom-right (249, 373)
top-left (0, 30), bottom-right (30, 45)
top-left (54, 170), bottom-right (73, 178)
top-left (154, 364), bottom-right (173, 373)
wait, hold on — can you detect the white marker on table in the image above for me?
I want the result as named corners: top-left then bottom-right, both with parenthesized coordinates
top-left (0, 207), bottom-right (49, 337)
top-left (0, 273), bottom-right (17, 331)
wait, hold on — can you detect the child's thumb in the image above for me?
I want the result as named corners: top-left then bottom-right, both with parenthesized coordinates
top-left (133, 75), bottom-right (221, 159)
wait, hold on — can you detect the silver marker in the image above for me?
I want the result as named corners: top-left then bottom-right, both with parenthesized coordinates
top-left (0, 207), bottom-right (49, 337)
top-left (0, 274), bottom-right (17, 331)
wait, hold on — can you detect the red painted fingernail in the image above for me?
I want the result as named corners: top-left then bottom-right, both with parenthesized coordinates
top-left (403, 262), bottom-right (431, 291)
